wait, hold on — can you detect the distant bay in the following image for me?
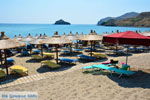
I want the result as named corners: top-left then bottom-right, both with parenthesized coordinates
top-left (0, 24), bottom-right (150, 38)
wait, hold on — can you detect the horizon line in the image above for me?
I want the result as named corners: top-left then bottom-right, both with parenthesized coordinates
top-left (0, 23), bottom-right (97, 25)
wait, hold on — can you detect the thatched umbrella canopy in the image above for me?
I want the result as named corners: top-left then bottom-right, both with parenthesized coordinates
top-left (66, 31), bottom-right (77, 52)
top-left (18, 34), bottom-right (23, 38)
top-left (37, 34), bottom-right (48, 39)
top-left (13, 34), bottom-right (23, 41)
top-left (22, 33), bottom-right (34, 43)
top-left (35, 34), bottom-right (39, 39)
top-left (43, 33), bottom-right (48, 38)
top-left (0, 32), bottom-right (24, 75)
top-left (77, 32), bottom-right (85, 40)
top-left (61, 33), bottom-right (66, 38)
top-left (67, 31), bottom-right (78, 41)
top-left (27, 33), bottom-right (32, 38)
top-left (44, 31), bottom-right (72, 63)
top-left (30, 38), bottom-right (45, 57)
top-left (79, 30), bottom-right (102, 56)
top-left (0, 32), bottom-right (24, 49)
top-left (81, 30), bottom-right (102, 41)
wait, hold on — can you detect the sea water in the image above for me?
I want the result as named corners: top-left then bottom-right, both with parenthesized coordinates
top-left (0, 24), bottom-right (150, 38)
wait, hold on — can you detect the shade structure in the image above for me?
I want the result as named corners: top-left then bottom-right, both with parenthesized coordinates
top-left (79, 30), bottom-right (102, 56)
top-left (44, 32), bottom-right (72, 63)
top-left (22, 37), bottom-right (34, 43)
top-left (66, 32), bottom-right (78, 52)
top-left (22, 35), bottom-right (34, 43)
top-left (44, 33), bottom-right (72, 45)
top-left (37, 34), bottom-right (48, 39)
top-left (30, 38), bottom-right (44, 45)
top-left (103, 31), bottom-right (150, 64)
top-left (27, 33), bottom-right (32, 38)
top-left (13, 34), bottom-right (23, 41)
top-left (43, 33), bottom-right (48, 38)
top-left (75, 32), bottom-right (79, 39)
top-left (0, 39), bottom-right (24, 50)
top-left (103, 31), bottom-right (150, 46)
top-left (35, 34), bottom-right (39, 39)
top-left (30, 38), bottom-right (45, 57)
top-left (61, 33), bottom-right (66, 38)
top-left (81, 31), bottom-right (102, 41)
top-left (18, 34), bottom-right (23, 38)
top-left (0, 32), bottom-right (24, 75)
top-left (67, 32), bottom-right (77, 41)
top-left (0, 32), bottom-right (24, 50)
top-left (141, 32), bottom-right (150, 37)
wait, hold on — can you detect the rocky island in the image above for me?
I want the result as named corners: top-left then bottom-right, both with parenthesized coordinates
top-left (54, 19), bottom-right (71, 25)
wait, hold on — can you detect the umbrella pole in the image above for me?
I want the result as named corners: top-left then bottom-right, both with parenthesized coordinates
top-left (116, 44), bottom-right (118, 55)
top-left (41, 44), bottom-right (43, 57)
top-left (4, 49), bottom-right (9, 75)
top-left (0, 50), bottom-right (2, 65)
top-left (70, 44), bottom-right (72, 53)
top-left (93, 41), bottom-right (96, 49)
top-left (30, 48), bottom-right (32, 54)
top-left (126, 47), bottom-right (129, 64)
top-left (90, 41), bottom-right (93, 56)
top-left (76, 40), bottom-right (79, 49)
top-left (55, 45), bottom-right (59, 64)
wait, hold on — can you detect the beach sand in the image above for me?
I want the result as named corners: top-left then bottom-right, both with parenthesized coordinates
top-left (0, 52), bottom-right (150, 100)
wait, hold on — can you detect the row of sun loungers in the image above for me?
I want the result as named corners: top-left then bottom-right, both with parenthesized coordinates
top-left (0, 65), bottom-right (28, 79)
top-left (82, 63), bottom-right (135, 77)
top-left (41, 60), bottom-right (61, 69)
top-left (58, 58), bottom-right (78, 64)
top-left (77, 54), bottom-right (97, 61)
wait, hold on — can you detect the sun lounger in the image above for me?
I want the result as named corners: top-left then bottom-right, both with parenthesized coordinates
top-left (92, 64), bottom-right (135, 77)
top-left (21, 51), bottom-right (30, 56)
top-left (43, 52), bottom-right (54, 58)
top-left (41, 60), bottom-right (61, 69)
top-left (32, 49), bottom-right (41, 54)
top-left (77, 54), bottom-right (97, 61)
top-left (59, 57), bottom-right (78, 64)
top-left (81, 66), bottom-right (94, 69)
top-left (84, 48), bottom-right (96, 52)
top-left (0, 70), bottom-right (6, 78)
top-left (91, 52), bottom-right (107, 59)
top-left (31, 55), bottom-right (43, 61)
top-left (10, 65), bottom-right (28, 76)
top-left (72, 48), bottom-right (83, 53)
top-left (61, 50), bottom-right (70, 54)
top-left (6, 58), bottom-right (15, 65)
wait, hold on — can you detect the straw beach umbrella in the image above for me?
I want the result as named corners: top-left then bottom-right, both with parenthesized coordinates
top-left (62, 33), bottom-right (66, 38)
top-left (30, 38), bottom-right (44, 57)
top-left (22, 33), bottom-right (34, 43)
top-left (44, 31), bottom-right (72, 63)
top-left (43, 33), bottom-right (48, 38)
top-left (67, 31), bottom-right (79, 41)
top-left (0, 32), bottom-right (24, 75)
top-left (79, 30), bottom-right (102, 56)
top-left (66, 31), bottom-right (78, 52)
top-left (13, 34), bottom-right (23, 41)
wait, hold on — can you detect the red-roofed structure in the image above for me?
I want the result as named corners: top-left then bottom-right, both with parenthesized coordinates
top-left (103, 31), bottom-right (150, 46)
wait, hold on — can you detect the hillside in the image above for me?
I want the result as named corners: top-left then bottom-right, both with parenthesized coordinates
top-left (97, 12), bottom-right (139, 25)
top-left (99, 12), bottom-right (150, 27)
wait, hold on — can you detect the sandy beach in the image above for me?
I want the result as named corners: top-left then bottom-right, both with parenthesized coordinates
top-left (0, 0), bottom-right (150, 100)
top-left (0, 52), bottom-right (150, 100)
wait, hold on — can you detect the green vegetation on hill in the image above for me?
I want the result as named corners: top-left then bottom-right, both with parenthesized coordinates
top-left (100, 12), bottom-right (150, 27)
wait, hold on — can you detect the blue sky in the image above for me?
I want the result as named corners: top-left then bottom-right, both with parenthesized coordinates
top-left (0, 0), bottom-right (149, 24)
